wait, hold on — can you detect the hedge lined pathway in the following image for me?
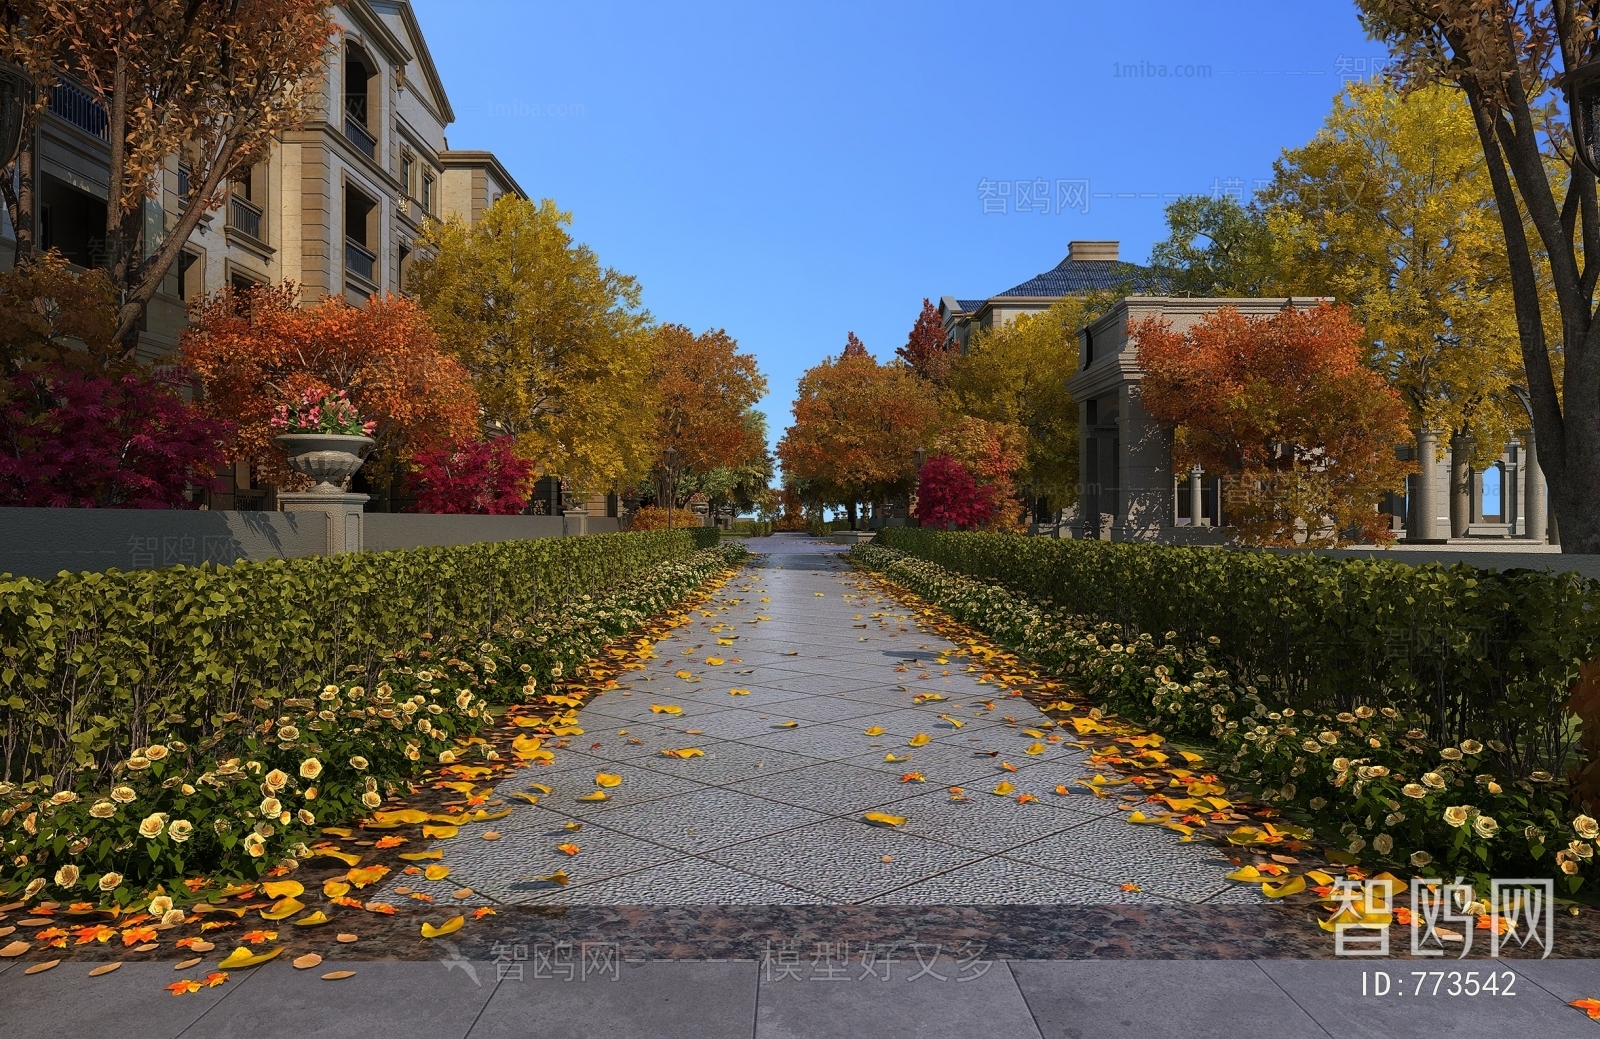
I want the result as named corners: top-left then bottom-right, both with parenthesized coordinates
top-left (386, 537), bottom-right (1255, 907)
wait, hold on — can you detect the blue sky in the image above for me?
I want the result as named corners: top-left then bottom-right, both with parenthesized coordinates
top-left (411, 0), bottom-right (1379, 464)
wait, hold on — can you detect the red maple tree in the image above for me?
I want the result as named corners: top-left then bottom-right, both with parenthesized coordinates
top-left (0, 365), bottom-right (232, 508)
top-left (410, 437), bottom-right (535, 515)
top-left (913, 454), bottom-right (996, 529)
top-left (896, 298), bottom-right (955, 382)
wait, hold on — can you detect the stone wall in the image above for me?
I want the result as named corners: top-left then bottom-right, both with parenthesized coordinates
top-left (0, 507), bottom-right (327, 581)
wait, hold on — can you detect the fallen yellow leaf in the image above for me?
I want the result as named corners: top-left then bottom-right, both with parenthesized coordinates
top-left (1263, 876), bottom-right (1307, 899)
top-left (661, 748), bottom-right (705, 759)
top-left (595, 772), bottom-right (623, 787)
top-left (556, 843), bottom-right (580, 856)
top-left (424, 865), bottom-right (451, 882)
top-left (863, 812), bottom-right (906, 826)
top-left (217, 946), bottom-right (284, 969)
top-left (578, 791), bottom-right (609, 802)
top-left (651, 704), bottom-right (684, 715)
top-left (397, 850), bottom-right (443, 862)
top-left (992, 781), bottom-right (1016, 796)
top-left (729, 689), bottom-right (750, 696)
top-left (864, 726), bottom-right (885, 736)
top-left (422, 825), bottom-right (459, 839)
top-left (261, 880), bottom-right (304, 900)
top-left (908, 733), bottom-right (931, 747)
top-left (258, 897), bottom-right (305, 921)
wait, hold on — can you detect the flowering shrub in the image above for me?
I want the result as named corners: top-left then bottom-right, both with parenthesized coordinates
top-left (851, 542), bottom-right (1599, 891)
top-left (270, 388), bottom-right (375, 436)
top-left (0, 544), bottom-right (745, 901)
top-left (913, 454), bottom-right (995, 529)
top-left (0, 364), bottom-right (232, 508)
top-left (410, 437), bottom-right (535, 514)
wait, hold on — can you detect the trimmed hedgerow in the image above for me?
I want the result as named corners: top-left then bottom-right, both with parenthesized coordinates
top-left (853, 541), bottom-right (1600, 892)
top-left (874, 528), bottom-right (1598, 783)
top-left (0, 540), bottom-right (742, 900)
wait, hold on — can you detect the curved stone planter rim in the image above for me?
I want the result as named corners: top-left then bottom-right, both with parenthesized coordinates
top-left (273, 433), bottom-right (375, 493)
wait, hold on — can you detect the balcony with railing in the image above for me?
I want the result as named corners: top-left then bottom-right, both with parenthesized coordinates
top-left (342, 106), bottom-right (376, 159)
top-left (48, 81), bottom-right (108, 141)
top-left (345, 238), bottom-right (376, 285)
top-left (227, 194), bottom-right (263, 241)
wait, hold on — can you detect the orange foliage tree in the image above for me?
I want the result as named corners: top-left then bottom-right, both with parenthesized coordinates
top-left (1134, 303), bottom-right (1414, 547)
top-left (777, 338), bottom-right (939, 528)
top-left (179, 285), bottom-right (480, 493)
top-left (649, 324), bottom-right (767, 475)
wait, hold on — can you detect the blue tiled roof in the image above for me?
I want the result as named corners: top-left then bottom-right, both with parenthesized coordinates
top-left (993, 258), bottom-right (1164, 298)
top-left (955, 299), bottom-right (987, 313)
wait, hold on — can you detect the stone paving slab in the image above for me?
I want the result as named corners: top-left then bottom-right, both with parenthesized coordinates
top-left (4, 956), bottom-right (1595, 1038)
top-left (375, 542), bottom-right (1258, 907)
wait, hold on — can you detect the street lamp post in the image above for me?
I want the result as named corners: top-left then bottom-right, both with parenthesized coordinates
top-left (0, 61), bottom-right (33, 173)
top-left (664, 446), bottom-right (680, 531)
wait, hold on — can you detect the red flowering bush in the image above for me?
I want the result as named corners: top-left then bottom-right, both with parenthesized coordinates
top-left (410, 437), bottom-right (535, 514)
top-left (0, 365), bottom-right (233, 508)
top-left (912, 454), bottom-right (996, 530)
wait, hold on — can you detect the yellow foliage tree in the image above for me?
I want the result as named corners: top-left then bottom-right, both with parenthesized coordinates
top-left (1261, 81), bottom-right (1524, 463)
top-left (409, 196), bottom-right (656, 495)
top-left (941, 296), bottom-right (1108, 517)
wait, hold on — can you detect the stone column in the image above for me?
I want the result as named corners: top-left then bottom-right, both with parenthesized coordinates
top-left (1449, 432), bottom-right (1474, 539)
top-left (1522, 428), bottom-right (1548, 543)
top-left (1188, 467), bottom-right (1204, 527)
top-left (277, 489), bottom-right (368, 556)
top-left (1409, 429), bottom-right (1439, 542)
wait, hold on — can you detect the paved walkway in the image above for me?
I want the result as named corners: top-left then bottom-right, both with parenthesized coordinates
top-left (406, 538), bottom-right (1253, 906)
top-left (5, 951), bottom-right (1598, 1038)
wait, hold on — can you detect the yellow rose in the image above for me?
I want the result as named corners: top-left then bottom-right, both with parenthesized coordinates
top-left (298, 809), bottom-right (315, 826)
top-left (1401, 783), bottom-right (1427, 800)
top-left (1410, 850), bottom-right (1432, 868)
top-left (259, 797), bottom-right (282, 817)
top-left (145, 745), bottom-right (169, 761)
top-left (110, 785), bottom-right (137, 804)
top-left (148, 896), bottom-right (173, 915)
top-left (299, 758), bottom-right (323, 780)
top-left (23, 878), bottom-right (45, 900)
top-left (1574, 815), bottom-right (1600, 841)
top-left (168, 819), bottom-right (194, 843)
top-left (138, 813), bottom-right (167, 839)
top-left (264, 769), bottom-right (289, 792)
top-left (1442, 805), bottom-right (1470, 828)
top-left (125, 755), bottom-right (151, 771)
top-left (99, 871), bottom-right (124, 891)
top-left (361, 790), bottom-right (382, 809)
top-left (54, 865), bottom-right (80, 889)
top-left (348, 756), bottom-right (369, 771)
top-left (1473, 815), bottom-right (1499, 839)
top-left (89, 801), bottom-right (116, 819)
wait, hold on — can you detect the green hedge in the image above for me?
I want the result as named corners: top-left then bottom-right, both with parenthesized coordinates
top-left (0, 541), bottom-right (743, 895)
top-left (852, 542), bottom-right (1599, 889)
top-left (876, 529), bottom-right (1599, 781)
top-left (0, 528), bottom-right (719, 790)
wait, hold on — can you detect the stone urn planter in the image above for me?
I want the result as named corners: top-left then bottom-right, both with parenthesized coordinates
top-left (274, 433), bottom-right (375, 493)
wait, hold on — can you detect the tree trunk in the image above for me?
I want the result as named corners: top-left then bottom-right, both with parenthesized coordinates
top-left (845, 500), bottom-right (858, 530)
top-left (1, 131), bottom-right (36, 265)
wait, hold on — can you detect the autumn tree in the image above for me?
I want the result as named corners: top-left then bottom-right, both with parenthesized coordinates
top-left (913, 454), bottom-right (997, 530)
top-left (1260, 80), bottom-right (1523, 464)
top-left (647, 323), bottom-right (767, 507)
top-left (1135, 303), bottom-right (1415, 547)
top-left (410, 196), bottom-right (656, 496)
top-left (179, 285), bottom-right (480, 494)
top-left (777, 337), bottom-right (939, 529)
top-left (941, 296), bottom-right (1107, 520)
top-left (1357, 1), bottom-right (1600, 552)
top-left (896, 298), bottom-right (956, 383)
top-left (0, 0), bottom-right (335, 350)
top-left (928, 416), bottom-right (1026, 529)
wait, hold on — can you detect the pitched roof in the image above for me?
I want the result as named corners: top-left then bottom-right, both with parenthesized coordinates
top-left (993, 257), bottom-right (1164, 298)
top-left (955, 299), bottom-right (987, 313)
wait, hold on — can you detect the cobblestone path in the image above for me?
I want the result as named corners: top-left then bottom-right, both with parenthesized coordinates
top-left (383, 539), bottom-right (1255, 906)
